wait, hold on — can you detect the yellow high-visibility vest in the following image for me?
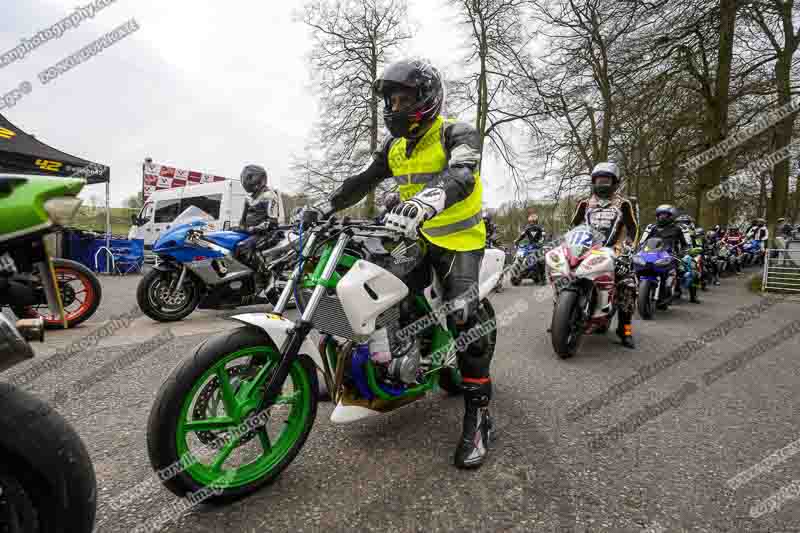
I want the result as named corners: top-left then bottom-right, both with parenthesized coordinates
top-left (387, 116), bottom-right (485, 251)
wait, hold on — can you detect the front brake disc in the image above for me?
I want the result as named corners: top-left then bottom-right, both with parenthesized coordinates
top-left (192, 364), bottom-right (264, 447)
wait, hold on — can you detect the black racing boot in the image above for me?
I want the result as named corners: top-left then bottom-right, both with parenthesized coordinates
top-left (454, 380), bottom-right (493, 469)
top-left (616, 313), bottom-right (635, 349)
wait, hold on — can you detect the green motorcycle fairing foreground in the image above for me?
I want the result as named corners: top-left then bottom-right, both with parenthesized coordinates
top-left (147, 216), bottom-right (498, 502)
top-left (0, 176), bottom-right (86, 326)
top-left (0, 176), bottom-right (84, 241)
top-left (0, 175), bottom-right (97, 533)
top-left (0, 176), bottom-right (105, 329)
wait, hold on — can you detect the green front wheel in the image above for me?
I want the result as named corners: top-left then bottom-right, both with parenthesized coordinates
top-left (147, 326), bottom-right (318, 503)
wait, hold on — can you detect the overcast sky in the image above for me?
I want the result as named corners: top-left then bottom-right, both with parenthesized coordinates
top-left (1, 0), bottom-right (538, 208)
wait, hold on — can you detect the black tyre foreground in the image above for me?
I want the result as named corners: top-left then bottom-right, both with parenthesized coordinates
top-left (0, 383), bottom-right (97, 533)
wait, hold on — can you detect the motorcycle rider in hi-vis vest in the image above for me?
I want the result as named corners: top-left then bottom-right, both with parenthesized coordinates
top-left (328, 58), bottom-right (494, 469)
top-left (571, 162), bottom-right (639, 348)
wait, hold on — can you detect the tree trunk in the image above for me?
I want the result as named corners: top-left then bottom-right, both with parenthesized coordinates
top-left (366, 54), bottom-right (379, 217)
top-left (476, 28), bottom-right (488, 169)
top-left (766, 50), bottom-right (796, 244)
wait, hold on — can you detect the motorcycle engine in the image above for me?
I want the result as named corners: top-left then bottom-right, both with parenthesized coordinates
top-left (372, 298), bottom-right (425, 386)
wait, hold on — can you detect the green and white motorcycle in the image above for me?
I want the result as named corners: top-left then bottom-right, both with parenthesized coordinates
top-left (0, 176), bottom-right (97, 532)
top-left (147, 209), bottom-right (505, 502)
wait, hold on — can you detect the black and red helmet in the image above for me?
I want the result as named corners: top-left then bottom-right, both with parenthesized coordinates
top-left (373, 58), bottom-right (444, 138)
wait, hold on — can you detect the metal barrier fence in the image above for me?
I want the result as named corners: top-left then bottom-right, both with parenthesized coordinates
top-left (762, 247), bottom-right (800, 293)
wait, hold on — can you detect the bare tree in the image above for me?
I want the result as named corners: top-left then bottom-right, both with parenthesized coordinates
top-left (294, 0), bottom-right (412, 216)
top-left (449, 0), bottom-right (546, 185)
top-left (743, 0), bottom-right (800, 240)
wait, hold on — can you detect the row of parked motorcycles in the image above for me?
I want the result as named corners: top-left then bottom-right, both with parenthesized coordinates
top-left (0, 175), bottom-right (780, 531)
top-left (537, 225), bottom-right (768, 358)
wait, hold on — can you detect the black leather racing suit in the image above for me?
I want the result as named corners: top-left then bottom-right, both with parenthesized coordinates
top-left (639, 222), bottom-right (693, 290)
top-left (639, 223), bottom-right (692, 256)
top-left (514, 224), bottom-right (544, 246)
top-left (234, 188), bottom-right (281, 268)
top-left (329, 121), bottom-right (492, 381)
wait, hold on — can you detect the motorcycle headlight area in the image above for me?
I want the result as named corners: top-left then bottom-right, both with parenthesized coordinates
top-left (654, 258), bottom-right (672, 268)
top-left (43, 197), bottom-right (83, 225)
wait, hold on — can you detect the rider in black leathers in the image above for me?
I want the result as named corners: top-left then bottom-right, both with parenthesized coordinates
top-left (231, 165), bottom-right (282, 271)
top-left (514, 213), bottom-right (545, 247)
top-left (639, 204), bottom-right (696, 302)
top-left (484, 213), bottom-right (500, 247)
top-left (325, 58), bottom-right (495, 469)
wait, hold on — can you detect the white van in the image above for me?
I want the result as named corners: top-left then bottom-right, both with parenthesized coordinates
top-left (128, 180), bottom-right (286, 248)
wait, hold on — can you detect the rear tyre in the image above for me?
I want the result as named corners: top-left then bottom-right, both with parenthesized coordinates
top-left (137, 268), bottom-right (202, 322)
top-left (0, 384), bottom-right (97, 533)
top-left (551, 290), bottom-right (583, 359)
top-left (637, 279), bottom-right (655, 320)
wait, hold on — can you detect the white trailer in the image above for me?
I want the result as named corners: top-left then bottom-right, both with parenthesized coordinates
top-left (128, 180), bottom-right (286, 248)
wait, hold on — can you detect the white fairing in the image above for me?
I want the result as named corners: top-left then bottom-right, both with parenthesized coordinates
top-left (336, 260), bottom-right (409, 336)
top-left (545, 247), bottom-right (570, 279)
top-left (330, 402), bottom-right (383, 424)
top-left (575, 248), bottom-right (615, 279)
top-left (479, 248), bottom-right (505, 299)
top-left (229, 313), bottom-right (325, 371)
top-left (574, 248), bottom-right (615, 318)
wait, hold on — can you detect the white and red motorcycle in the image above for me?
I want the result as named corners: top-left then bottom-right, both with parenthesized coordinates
top-left (545, 225), bottom-right (617, 358)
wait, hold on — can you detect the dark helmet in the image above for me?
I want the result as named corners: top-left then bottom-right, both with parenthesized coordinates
top-left (240, 164), bottom-right (268, 195)
top-left (589, 162), bottom-right (619, 198)
top-left (655, 204), bottom-right (677, 226)
top-left (373, 58), bottom-right (444, 139)
top-left (777, 217), bottom-right (786, 224)
top-left (695, 227), bottom-right (705, 237)
top-left (676, 214), bottom-right (693, 228)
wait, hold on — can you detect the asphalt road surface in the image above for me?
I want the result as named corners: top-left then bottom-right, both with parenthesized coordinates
top-left (7, 268), bottom-right (800, 532)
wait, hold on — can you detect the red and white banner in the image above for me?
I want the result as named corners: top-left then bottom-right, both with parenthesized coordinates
top-left (142, 161), bottom-right (227, 201)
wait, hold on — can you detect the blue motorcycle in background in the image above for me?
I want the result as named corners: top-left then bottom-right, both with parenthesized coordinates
top-left (136, 208), bottom-right (297, 322)
top-left (741, 239), bottom-right (764, 267)
top-left (633, 237), bottom-right (679, 319)
top-left (510, 242), bottom-right (545, 286)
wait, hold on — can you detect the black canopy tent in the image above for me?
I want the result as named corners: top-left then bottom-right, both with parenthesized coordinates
top-left (0, 113), bottom-right (109, 183)
top-left (0, 113), bottom-right (113, 264)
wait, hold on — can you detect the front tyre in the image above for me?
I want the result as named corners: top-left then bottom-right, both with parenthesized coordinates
top-left (551, 290), bottom-right (583, 359)
top-left (637, 279), bottom-right (655, 320)
top-left (12, 259), bottom-right (102, 329)
top-left (0, 384), bottom-right (97, 533)
top-left (137, 268), bottom-right (202, 322)
top-left (147, 326), bottom-right (318, 503)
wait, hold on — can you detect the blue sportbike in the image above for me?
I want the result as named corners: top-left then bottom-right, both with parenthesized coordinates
top-left (632, 237), bottom-right (680, 319)
top-left (136, 208), bottom-right (297, 322)
top-left (510, 242), bottom-right (545, 286)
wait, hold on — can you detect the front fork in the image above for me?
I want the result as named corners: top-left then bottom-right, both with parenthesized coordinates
top-left (257, 231), bottom-right (349, 409)
top-left (169, 265), bottom-right (188, 296)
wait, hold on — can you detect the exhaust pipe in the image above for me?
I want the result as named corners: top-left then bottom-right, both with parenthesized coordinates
top-left (16, 318), bottom-right (45, 342)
